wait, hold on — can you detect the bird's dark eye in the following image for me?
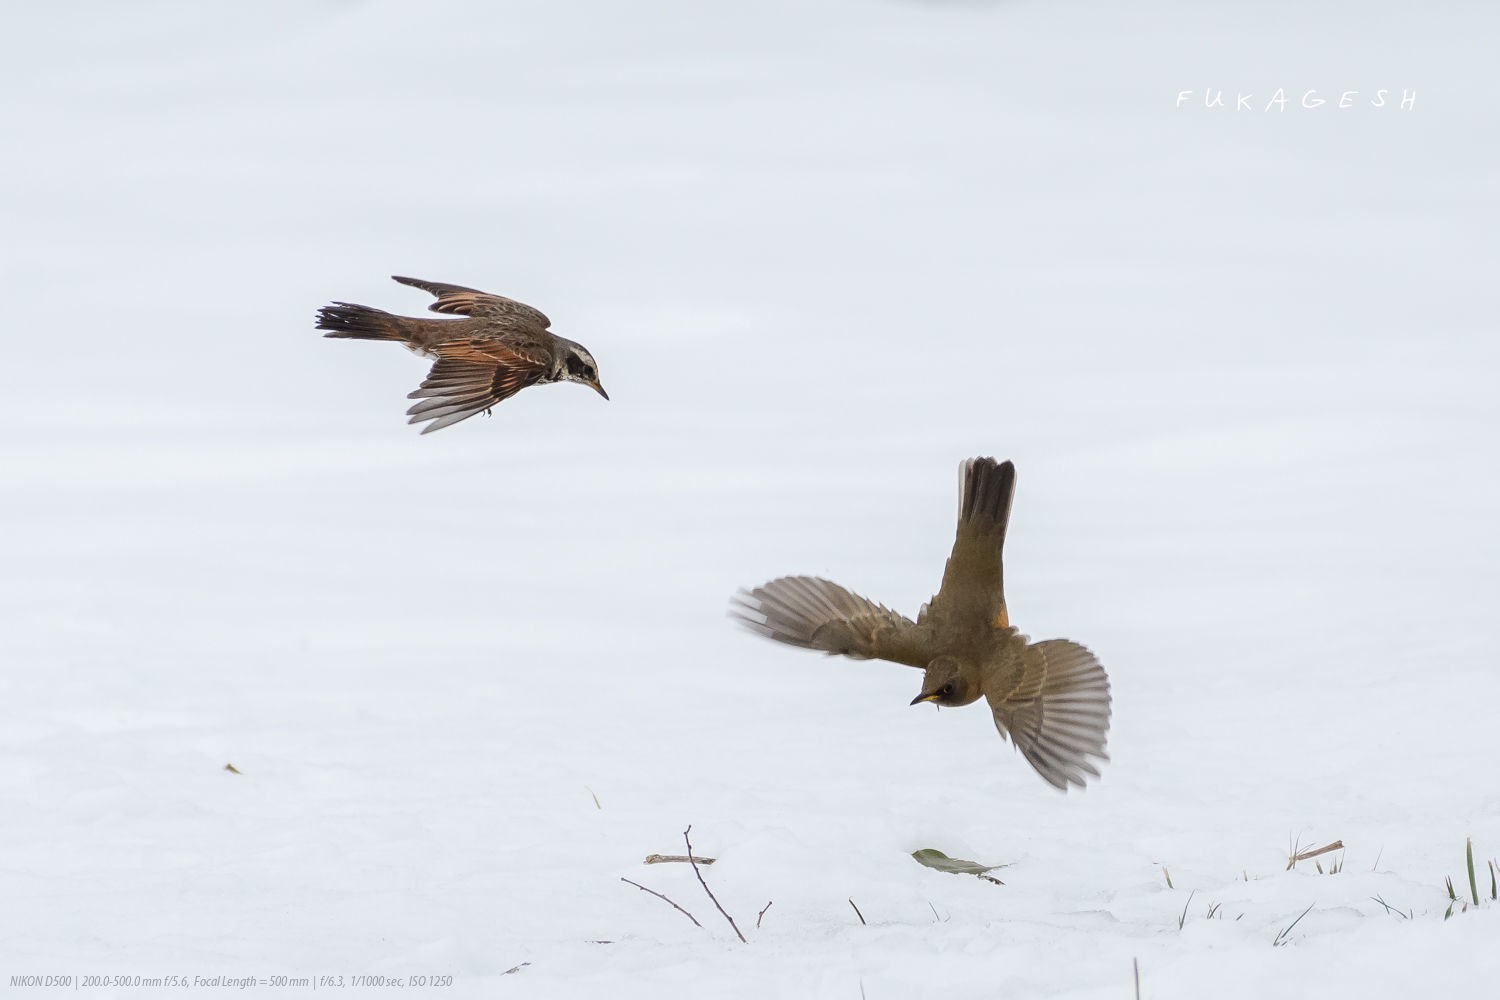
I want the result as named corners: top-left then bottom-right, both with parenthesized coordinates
top-left (566, 355), bottom-right (590, 378)
top-left (941, 684), bottom-right (954, 696)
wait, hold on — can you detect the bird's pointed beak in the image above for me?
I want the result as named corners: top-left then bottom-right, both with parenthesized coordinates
top-left (910, 691), bottom-right (942, 706)
top-left (587, 380), bottom-right (609, 400)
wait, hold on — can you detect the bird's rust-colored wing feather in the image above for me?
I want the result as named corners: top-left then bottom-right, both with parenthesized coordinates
top-left (986, 639), bottom-right (1111, 791)
top-left (391, 275), bottom-right (551, 330)
top-left (922, 458), bottom-right (1016, 631)
top-left (730, 576), bottom-right (934, 668)
top-left (404, 338), bottom-right (548, 434)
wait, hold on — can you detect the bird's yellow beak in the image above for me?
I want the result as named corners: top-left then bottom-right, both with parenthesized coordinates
top-left (587, 380), bottom-right (609, 401)
top-left (910, 692), bottom-right (942, 706)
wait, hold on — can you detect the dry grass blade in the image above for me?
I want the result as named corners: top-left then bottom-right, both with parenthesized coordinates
top-left (848, 898), bottom-right (867, 925)
top-left (645, 854), bottom-right (716, 865)
top-left (1314, 850), bottom-right (1344, 875)
top-left (1287, 839), bottom-right (1343, 870)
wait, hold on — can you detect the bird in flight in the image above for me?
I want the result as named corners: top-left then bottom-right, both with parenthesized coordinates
top-left (316, 275), bottom-right (607, 434)
top-left (731, 458), bottom-right (1111, 791)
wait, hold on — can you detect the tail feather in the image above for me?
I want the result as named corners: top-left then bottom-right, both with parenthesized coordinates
top-left (926, 457), bottom-right (1017, 628)
top-left (958, 457), bottom-right (1016, 544)
top-left (316, 302), bottom-right (408, 342)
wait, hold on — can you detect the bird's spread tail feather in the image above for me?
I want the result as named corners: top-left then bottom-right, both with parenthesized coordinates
top-left (957, 457), bottom-right (1016, 543)
top-left (316, 303), bottom-right (407, 342)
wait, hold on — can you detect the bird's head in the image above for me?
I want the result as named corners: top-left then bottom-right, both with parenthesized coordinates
top-left (911, 656), bottom-right (981, 708)
top-left (558, 341), bottom-right (608, 400)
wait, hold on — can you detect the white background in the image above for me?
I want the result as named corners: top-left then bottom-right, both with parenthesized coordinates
top-left (2, 1), bottom-right (1497, 997)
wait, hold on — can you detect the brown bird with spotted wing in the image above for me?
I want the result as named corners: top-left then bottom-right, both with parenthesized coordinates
top-left (316, 276), bottom-right (607, 433)
top-left (731, 458), bottom-right (1110, 790)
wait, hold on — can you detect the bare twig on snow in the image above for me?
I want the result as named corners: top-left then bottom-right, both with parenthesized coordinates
top-left (684, 825), bottom-right (746, 943)
top-left (620, 877), bottom-right (702, 928)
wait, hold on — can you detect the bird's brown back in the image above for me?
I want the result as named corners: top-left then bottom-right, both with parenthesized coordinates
top-left (403, 317), bottom-right (558, 363)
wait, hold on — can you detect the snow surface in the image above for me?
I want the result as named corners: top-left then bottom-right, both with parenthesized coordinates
top-left (3, 1), bottom-right (1498, 997)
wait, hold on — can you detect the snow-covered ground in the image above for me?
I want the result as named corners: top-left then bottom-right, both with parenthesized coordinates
top-left (3, 1), bottom-right (1497, 996)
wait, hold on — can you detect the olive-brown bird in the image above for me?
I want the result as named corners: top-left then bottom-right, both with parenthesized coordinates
top-left (316, 275), bottom-right (607, 433)
top-left (731, 458), bottom-right (1110, 790)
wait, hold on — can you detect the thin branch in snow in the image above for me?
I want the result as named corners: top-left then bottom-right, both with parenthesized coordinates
top-left (848, 898), bottom-right (866, 925)
top-left (620, 877), bottom-right (702, 928)
top-left (757, 901), bottom-right (773, 928)
top-left (684, 825), bottom-right (746, 943)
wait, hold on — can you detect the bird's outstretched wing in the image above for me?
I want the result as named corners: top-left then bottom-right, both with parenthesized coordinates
top-left (404, 338), bottom-right (549, 434)
top-left (986, 639), bottom-right (1110, 791)
top-left (731, 576), bottom-right (933, 667)
top-left (921, 457), bottom-right (1016, 631)
top-left (391, 275), bottom-right (551, 330)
